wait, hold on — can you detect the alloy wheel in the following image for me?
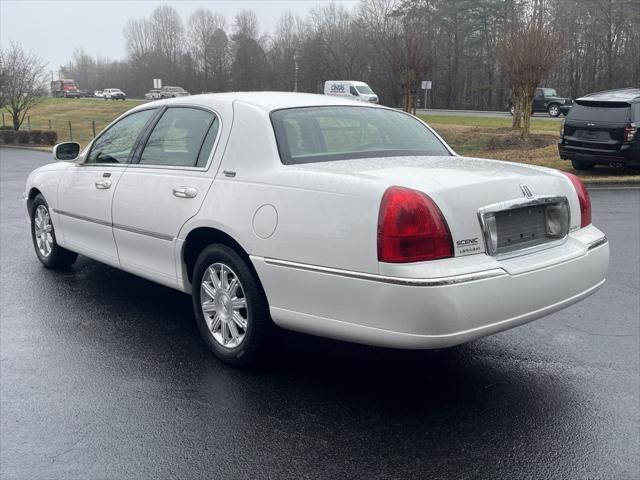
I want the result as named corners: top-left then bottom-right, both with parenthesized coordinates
top-left (200, 263), bottom-right (249, 349)
top-left (34, 205), bottom-right (53, 258)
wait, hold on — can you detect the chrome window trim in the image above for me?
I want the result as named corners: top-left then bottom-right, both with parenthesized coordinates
top-left (477, 195), bottom-right (571, 258)
top-left (260, 257), bottom-right (507, 287)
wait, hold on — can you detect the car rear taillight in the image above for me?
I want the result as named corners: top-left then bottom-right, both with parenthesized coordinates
top-left (560, 118), bottom-right (565, 138)
top-left (562, 172), bottom-right (591, 228)
top-left (623, 122), bottom-right (637, 142)
top-left (377, 186), bottom-right (453, 263)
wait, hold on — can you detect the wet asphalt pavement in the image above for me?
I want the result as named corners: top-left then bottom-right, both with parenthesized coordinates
top-left (1, 147), bottom-right (638, 480)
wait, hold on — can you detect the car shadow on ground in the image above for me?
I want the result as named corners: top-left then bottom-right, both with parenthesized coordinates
top-left (36, 255), bottom-right (574, 406)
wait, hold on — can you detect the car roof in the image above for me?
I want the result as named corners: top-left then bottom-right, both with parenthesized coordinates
top-left (578, 88), bottom-right (640, 103)
top-left (139, 91), bottom-right (384, 112)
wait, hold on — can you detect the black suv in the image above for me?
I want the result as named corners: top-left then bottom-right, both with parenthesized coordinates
top-left (509, 87), bottom-right (573, 117)
top-left (558, 88), bottom-right (640, 171)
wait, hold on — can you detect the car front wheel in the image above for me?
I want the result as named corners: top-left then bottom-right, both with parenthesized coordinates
top-left (30, 194), bottom-right (78, 268)
top-left (192, 244), bottom-right (274, 366)
top-left (548, 104), bottom-right (560, 117)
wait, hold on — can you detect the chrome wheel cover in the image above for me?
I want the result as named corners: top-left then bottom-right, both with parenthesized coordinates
top-left (200, 263), bottom-right (248, 349)
top-left (34, 205), bottom-right (53, 258)
top-left (549, 105), bottom-right (559, 116)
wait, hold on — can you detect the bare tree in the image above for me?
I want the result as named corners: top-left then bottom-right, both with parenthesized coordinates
top-left (188, 8), bottom-right (226, 90)
top-left (269, 12), bottom-right (303, 91)
top-left (149, 5), bottom-right (184, 80)
top-left (1, 41), bottom-right (47, 130)
top-left (234, 9), bottom-right (259, 39)
top-left (360, 0), bottom-right (435, 112)
top-left (0, 48), bottom-right (7, 110)
top-left (499, 0), bottom-right (562, 136)
top-left (231, 10), bottom-right (267, 90)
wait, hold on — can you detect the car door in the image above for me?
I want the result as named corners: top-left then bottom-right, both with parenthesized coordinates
top-left (111, 106), bottom-right (221, 287)
top-left (56, 108), bottom-right (158, 267)
top-left (533, 89), bottom-right (544, 111)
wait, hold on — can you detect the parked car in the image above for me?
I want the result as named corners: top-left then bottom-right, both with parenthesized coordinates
top-left (509, 88), bottom-right (572, 117)
top-left (24, 92), bottom-right (608, 366)
top-left (324, 80), bottom-right (378, 103)
top-left (145, 89), bottom-right (162, 100)
top-left (77, 89), bottom-right (93, 98)
top-left (103, 88), bottom-right (126, 101)
top-left (559, 88), bottom-right (640, 171)
top-left (93, 90), bottom-right (104, 98)
top-left (160, 86), bottom-right (190, 98)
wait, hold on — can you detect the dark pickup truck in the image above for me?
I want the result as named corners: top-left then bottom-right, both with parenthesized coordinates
top-left (558, 88), bottom-right (640, 171)
top-left (509, 87), bottom-right (573, 117)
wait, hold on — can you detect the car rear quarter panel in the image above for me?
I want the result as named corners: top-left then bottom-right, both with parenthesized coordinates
top-left (182, 100), bottom-right (383, 275)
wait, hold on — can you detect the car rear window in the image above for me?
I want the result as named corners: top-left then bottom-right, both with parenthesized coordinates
top-left (569, 103), bottom-right (631, 123)
top-left (271, 106), bottom-right (450, 165)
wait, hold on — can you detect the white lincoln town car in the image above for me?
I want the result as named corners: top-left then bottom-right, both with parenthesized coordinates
top-left (24, 92), bottom-right (609, 365)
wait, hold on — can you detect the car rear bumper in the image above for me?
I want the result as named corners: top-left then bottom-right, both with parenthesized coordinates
top-left (559, 141), bottom-right (640, 166)
top-left (251, 225), bottom-right (609, 349)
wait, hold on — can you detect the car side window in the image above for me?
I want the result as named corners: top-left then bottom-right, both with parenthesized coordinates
top-left (535, 89), bottom-right (543, 97)
top-left (86, 109), bottom-right (156, 164)
top-left (350, 86), bottom-right (359, 96)
top-left (138, 107), bottom-right (215, 168)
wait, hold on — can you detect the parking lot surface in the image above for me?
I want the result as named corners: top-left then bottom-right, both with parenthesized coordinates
top-left (1, 147), bottom-right (638, 480)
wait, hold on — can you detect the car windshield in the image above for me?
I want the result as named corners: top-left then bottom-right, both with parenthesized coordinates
top-left (271, 106), bottom-right (450, 165)
top-left (542, 88), bottom-right (557, 96)
top-left (355, 85), bottom-right (374, 95)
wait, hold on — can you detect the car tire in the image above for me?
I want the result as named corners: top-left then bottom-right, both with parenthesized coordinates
top-left (571, 160), bottom-right (594, 171)
top-left (509, 104), bottom-right (515, 115)
top-left (548, 104), bottom-right (560, 117)
top-left (30, 194), bottom-right (78, 269)
top-left (192, 244), bottom-right (274, 366)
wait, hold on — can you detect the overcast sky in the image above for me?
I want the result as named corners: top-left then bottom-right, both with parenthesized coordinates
top-left (1, 0), bottom-right (358, 74)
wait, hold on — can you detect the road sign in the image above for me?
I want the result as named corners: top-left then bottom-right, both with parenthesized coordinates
top-left (153, 78), bottom-right (162, 89)
top-left (422, 80), bottom-right (432, 90)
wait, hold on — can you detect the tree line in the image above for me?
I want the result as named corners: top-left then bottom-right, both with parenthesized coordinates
top-left (1, 0), bottom-right (638, 133)
top-left (60, 0), bottom-right (639, 111)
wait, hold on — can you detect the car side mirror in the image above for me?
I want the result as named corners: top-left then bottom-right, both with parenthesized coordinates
top-left (53, 142), bottom-right (81, 161)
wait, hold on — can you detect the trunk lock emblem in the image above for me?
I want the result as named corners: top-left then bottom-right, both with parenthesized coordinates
top-left (520, 184), bottom-right (534, 199)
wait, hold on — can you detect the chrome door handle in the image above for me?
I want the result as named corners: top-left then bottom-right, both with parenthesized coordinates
top-left (172, 187), bottom-right (198, 198)
top-left (95, 180), bottom-right (112, 189)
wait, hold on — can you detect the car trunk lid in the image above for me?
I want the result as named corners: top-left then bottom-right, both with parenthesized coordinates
top-left (288, 155), bottom-right (578, 258)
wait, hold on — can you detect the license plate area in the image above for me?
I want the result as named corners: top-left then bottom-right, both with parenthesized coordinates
top-left (576, 130), bottom-right (610, 141)
top-left (478, 196), bottom-right (570, 257)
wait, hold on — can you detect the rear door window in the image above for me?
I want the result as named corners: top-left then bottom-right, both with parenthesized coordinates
top-left (138, 107), bottom-right (217, 168)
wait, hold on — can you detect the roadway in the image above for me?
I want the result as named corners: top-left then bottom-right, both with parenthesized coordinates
top-left (1, 147), bottom-right (638, 479)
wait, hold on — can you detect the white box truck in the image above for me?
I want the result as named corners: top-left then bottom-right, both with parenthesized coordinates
top-left (324, 81), bottom-right (378, 103)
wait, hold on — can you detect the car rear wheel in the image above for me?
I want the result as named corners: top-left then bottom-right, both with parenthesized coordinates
top-left (571, 160), bottom-right (594, 171)
top-left (548, 104), bottom-right (560, 117)
top-left (30, 194), bottom-right (78, 269)
top-left (509, 104), bottom-right (515, 115)
top-left (192, 244), bottom-right (274, 366)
